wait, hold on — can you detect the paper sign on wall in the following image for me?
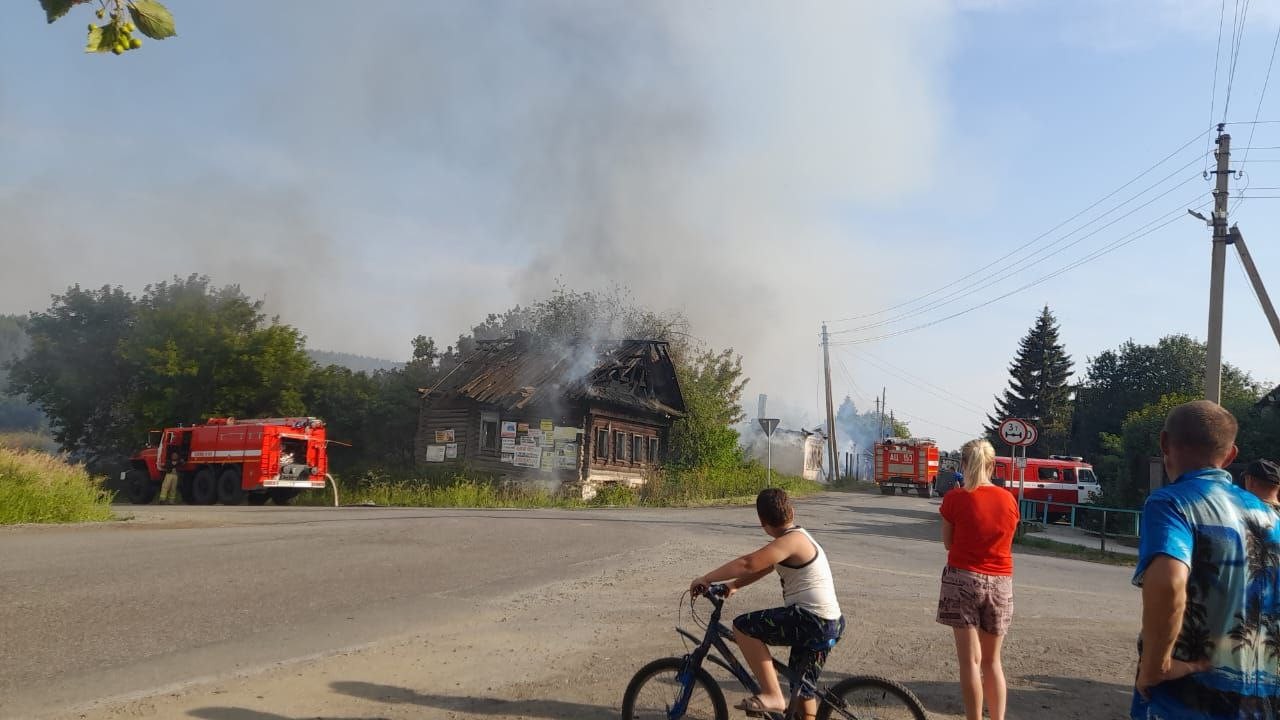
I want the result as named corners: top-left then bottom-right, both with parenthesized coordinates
top-left (527, 429), bottom-right (543, 443)
top-left (513, 445), bottom-right (541, 468)
top-left (501, 421), bottom-right (517, 439)
top-left (556, 443), bottom-right (578, 469)
top-left (425, 445), bottom-right (446, 463)
top-left (554, 426), bottom-right (579, 441)
top-left (540, 419), bottom-right (554, 433)
top-left (501, 438), bottom-right (515, 451)
top-left (517, 422), bottom-right (529, 433)
top-left (501, 452), bottom-right (515, 464)
top-left (445, 443), bottom-right (458, 459)
top-left (435, 429), bottom-right (455, 443)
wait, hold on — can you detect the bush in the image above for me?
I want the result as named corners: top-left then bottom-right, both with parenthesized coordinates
top-left (0, 447), bottom-right (114, 524)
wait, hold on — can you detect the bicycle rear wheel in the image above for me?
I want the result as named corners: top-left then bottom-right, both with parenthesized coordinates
top-left (620, 657), bottom-right (727, 720)
top-left (816, 675), bottom-right (927, 720)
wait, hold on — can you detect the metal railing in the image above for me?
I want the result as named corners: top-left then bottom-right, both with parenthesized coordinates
top-left (1018, 499), bottom-right (1142, 554)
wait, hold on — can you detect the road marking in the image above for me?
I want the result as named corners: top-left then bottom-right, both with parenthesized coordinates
top-left (829, 560), bottom-right (1120, 598)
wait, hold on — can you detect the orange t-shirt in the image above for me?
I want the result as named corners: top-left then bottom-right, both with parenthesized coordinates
top-left (939, 484), bottom-right (1019, 576)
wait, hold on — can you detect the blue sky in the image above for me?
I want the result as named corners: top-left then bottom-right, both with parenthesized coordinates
top-left (4, 1), bottom-right (1280, 451)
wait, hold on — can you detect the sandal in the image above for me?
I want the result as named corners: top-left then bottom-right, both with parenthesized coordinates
top-left (734, 695), bottom-right (785, 717)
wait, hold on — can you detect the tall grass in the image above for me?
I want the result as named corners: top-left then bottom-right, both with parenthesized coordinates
top-left (0, 431), bottom-right (59, 453)
top-left (0, 447), bottom-right (115, 524)
top-left (325, 463), bottom-right (824, 509)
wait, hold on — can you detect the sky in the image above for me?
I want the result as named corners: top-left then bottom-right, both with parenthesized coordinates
top-left (4, 1), bottom-right (1280, 452)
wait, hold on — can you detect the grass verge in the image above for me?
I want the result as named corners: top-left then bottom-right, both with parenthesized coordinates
top-left (317, 463), bottom-right (824, 509)
top-left (0, 447), bottom-right (115, 524)
top-left (1013, 533), bottom-right (1136, 566)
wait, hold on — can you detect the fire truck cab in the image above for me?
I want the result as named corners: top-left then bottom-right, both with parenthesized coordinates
top-left (122, 417), bottom-right (329, 506)
top-left (992, 454), bottom-right (1100, 520)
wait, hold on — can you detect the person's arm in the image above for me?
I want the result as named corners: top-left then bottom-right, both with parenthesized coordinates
top-left (1136, 555), bottom-right (1206, 696)
top-left (939, 492), bottom-right (955, 549)
top-left (730, 566), bottom-right (775, 591)
top-left (941, 517), bottom-right (954, 549)
top-left (691, 533), bottom-right (801, 592)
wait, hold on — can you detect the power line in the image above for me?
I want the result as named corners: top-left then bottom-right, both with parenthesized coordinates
top-left (841, 347), bottom-right (988, 416)
top-left (1223, 0), bottom-right (1253, 121)
top-left (831, 198), bottom-right (1211, 347)
top-left (832, 170), bottom-right (1203, 336)
top-left (1208, 0), bottom-right (1229, 174)
top-left (1240, 20), bottom-right (1280, 169)
top-left (832, 354), bottom-right (972, 438)
top-left (826, 129), bottom-right (1211, 325)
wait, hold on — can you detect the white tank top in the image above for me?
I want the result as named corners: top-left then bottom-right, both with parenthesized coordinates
top-left (775, 527), bottom-right (841, 620)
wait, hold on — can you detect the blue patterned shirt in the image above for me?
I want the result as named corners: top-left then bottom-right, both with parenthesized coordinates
top-left (1131, 468), bottom-right (1280, 719)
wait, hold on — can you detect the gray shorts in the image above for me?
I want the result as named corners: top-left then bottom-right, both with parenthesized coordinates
top-left (936, 565), bottom-right (1014, 635)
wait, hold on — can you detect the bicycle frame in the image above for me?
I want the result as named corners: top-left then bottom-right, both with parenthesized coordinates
top-left (670, 586), bottom-right (813, 720)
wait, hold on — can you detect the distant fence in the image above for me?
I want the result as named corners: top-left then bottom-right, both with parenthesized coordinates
top-left (1018, 498), bottom-right (1142, 554)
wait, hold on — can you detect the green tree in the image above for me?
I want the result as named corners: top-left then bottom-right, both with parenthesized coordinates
top-left (1070, 334), bottom-right (1259, 462)
top-left (9, 276), bottom-right (313, 467)
top-left (0, 315), bottom-right (43, 431)
top-left (668, 348), bottom-right (748, 469)
top-left (8, 285), bottom-right (137, 463)
top-left (986, 306), bottom-right (1074, 457)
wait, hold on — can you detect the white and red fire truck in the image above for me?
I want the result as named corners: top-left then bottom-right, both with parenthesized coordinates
top-left (122, 417), bottom-right (330, 506)
top-left (873, 437), bottom-right (942, 498)
top-left (993, 454), bottom-right (1100, 519)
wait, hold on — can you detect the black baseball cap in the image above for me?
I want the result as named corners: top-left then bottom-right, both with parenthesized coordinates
top-left (1246, 459), bottom-right (1280, 484)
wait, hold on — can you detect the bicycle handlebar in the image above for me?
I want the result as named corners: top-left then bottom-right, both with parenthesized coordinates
top-left (693, 583), bottom-right (730, 602)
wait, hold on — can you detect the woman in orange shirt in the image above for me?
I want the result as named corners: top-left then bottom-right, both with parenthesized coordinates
top-left (937, 438), bottom-right (1019, 720)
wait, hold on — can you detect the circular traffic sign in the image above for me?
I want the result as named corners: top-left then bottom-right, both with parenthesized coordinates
top-left (1021, 423), bottom-right (1038, 446)
top-left (998, 418), bottom-right (1028, 446)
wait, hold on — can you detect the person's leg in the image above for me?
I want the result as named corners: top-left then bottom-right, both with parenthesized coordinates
top-left (733, 611), bottom-right (788, 711)
top-left (952, 626), bottom-right (983, 720)
top-left (978, 629), bottom-right (1007, 720)
top-left (159, 472), bottom-right (176, 504)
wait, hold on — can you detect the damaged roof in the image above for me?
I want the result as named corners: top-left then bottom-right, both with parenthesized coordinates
top-left (419, 337), bottom-right (686, 418)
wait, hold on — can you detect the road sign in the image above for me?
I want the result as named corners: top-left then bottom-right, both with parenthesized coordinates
top-left (1022, 423), bottom-right (1038, 446)
top-left (758, 418), bottom-right (780, 437)
top-left (1015, 456), bottom-right (1027, 468)
top-left (998, 418), bottom-right (1028, 446)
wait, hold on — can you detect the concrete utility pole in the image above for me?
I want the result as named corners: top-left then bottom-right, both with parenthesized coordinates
top-left (881, 388), bottom-right (887, 438)
top-left (821, 324), bottom-right (839, 482)
top-left (1205, 127), bottom-right (1231, 403)
top-left (1231, 227), bottom-right (1280, 349)
top-left (875, 396), bottom-right (882, 440)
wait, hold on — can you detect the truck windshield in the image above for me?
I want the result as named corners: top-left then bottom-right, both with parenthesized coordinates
top-left (1078, 468), bottom-right (1098, 484)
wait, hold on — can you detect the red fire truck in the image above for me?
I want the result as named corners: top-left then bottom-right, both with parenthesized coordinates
top-left (873, 437), bottom-right (941, 498)
top-left (121, 417), bottom-right (330, 506)
top-left (992, 454), bottom-right (1100, 520)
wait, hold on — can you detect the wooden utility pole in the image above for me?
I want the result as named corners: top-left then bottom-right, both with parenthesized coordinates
top-left (1205, 127), bottom-right (1231, 403)
top-left (821, 324), bottom-right (839, 482)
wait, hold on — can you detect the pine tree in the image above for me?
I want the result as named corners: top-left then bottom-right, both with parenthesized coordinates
top-left (985, 306), bottom-right (1074, 457)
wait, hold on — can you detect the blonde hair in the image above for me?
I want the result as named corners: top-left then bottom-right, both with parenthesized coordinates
top-left (960, 438), bottom-right (995, 491)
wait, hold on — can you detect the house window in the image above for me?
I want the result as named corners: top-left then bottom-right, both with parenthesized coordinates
top-left (595, 428), bottom-right (609, 460)
top-left (633, 435), bottom-right (645, 464)
top-left (614, 431), bottom-right (627, 462)
top-left (649, 437), bottom-right (660, 464)
top-left (481, 413), bottom-right (498, 451)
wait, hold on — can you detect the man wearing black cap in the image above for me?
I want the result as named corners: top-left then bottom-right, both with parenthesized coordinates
top-left (1243, 458), bottom-right (1280, 510)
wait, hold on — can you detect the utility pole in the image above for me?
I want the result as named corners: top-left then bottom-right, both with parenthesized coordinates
top-left (881, 387), bottom-right (887, 439)
top-left (875, 396), bottom-right (882, 440)
top-left (821, 324), bottom-right (839, 482)
top-left (1232, 227), bottom-right (1280, 348)
top-left (1205, 127), bottom-right (1231, 403)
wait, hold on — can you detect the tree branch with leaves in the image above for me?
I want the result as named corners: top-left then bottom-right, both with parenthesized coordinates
top-left (40, 0), bottom-right (175, 55)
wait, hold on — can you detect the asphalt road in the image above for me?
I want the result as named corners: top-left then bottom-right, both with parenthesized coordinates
top-left (0, 493), bottom-right (1140, 720)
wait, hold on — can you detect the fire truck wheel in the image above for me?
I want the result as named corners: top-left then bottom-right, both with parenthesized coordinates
top-left (880, 486), bottom-right (896, 496)
top-left (126, 469), bottom-right (157, 504)
top-left (268, 489), bottom-right (300, 505)
top-left (217, 469), bottom-right (245, 505)
top-left (247, 493), bottom-right (269, 506)
top-left (191, 469), bottom-right (218, 505)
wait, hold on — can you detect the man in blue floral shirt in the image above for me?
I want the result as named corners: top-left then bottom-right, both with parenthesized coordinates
top-left (1132, 400), bottom-right (1280, 719)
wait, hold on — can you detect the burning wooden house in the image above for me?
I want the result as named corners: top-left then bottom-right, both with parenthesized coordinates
top-left (742, 426), bottom-right (827, 482)
top-left (415, 337), bottom-right (686, 497)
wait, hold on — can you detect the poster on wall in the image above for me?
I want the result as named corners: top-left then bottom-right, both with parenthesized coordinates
top-left (520, 436), bottom-right (536, 446)
top-left (445, 443), bottom-right (458, 459)
top-left (501, 452), bottom-right (515, 464)
top-left (540, 452), bottom-right (554, 472)
top-left (555, 443), bottom-right (578, 469)
top-left (554, 426), bottom-right (579, 441)
top-left (501, 421), bottom-right (517, 439)
top-left (517, 422), bottom-right (529, 433)
top-left (513, 444), bottom-right (541, 468)
top-left (434, 429), bottom-right (455, 444)
top-left (540, 419), bottom-right (554, 433)
top-left (425, 445), bottom-right (446, 463)
top-left (501, 437), bottom-right (515, 451)
top-left (527, 428), bottom-right (543, 444)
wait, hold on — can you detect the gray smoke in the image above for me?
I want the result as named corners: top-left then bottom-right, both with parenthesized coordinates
top-left (0, 1), bottom-right (955, 426)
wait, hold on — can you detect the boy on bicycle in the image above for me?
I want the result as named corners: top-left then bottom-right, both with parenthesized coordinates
top-left (690, 488), bottom-right (845, 719)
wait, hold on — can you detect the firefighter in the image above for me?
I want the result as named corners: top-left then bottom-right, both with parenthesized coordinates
top-left (157, 470), bottom-right (179, 504)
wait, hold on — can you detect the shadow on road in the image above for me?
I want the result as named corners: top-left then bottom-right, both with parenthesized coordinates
top-left (188, 709), bottom-right (387, 720)
top-left (886, 673), bottom-right (1132, 719)
top-left (330, 680), bottom-right (615, 718)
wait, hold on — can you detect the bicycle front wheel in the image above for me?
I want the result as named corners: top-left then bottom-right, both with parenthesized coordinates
top-left (816, 675), bottom-right (927, 720)
top-left (620, 657), bottom-right (727, 720)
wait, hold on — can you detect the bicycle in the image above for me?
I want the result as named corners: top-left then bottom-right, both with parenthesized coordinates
top-left (621, 584), bottom-right (928, 720)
